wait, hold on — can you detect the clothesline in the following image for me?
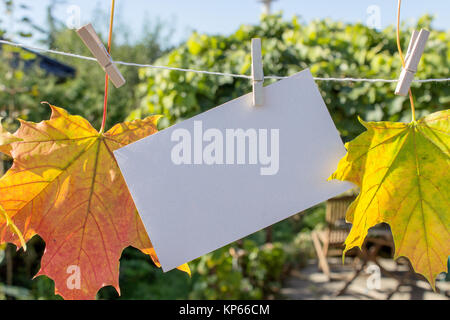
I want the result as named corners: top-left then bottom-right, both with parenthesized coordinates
top-left (1, 39), bottom-right (449, 83)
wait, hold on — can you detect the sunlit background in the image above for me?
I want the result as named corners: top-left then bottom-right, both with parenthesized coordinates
top-left (4, 0), bottom-right (450, 46)
top-left (0, 0), bottom-right (449, 300)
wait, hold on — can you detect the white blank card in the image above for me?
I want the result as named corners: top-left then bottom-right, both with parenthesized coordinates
top-left (114, 69), bottom-right (353, 271)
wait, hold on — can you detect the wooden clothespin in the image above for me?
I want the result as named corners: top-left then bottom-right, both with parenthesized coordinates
top-left (395, 29), bottom-right (429, 96)
top-left (76, 23), bottom-right (126, 88)
top-left (251, 38), bottom-right (264, 106)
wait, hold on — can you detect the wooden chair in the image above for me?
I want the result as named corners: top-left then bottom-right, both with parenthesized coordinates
top-left (311, 190), bottom-right (357, 280)
top-left (311, 190), bottom-right (439, 298)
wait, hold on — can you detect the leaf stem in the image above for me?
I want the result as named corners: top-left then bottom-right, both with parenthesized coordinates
top-left (99, 0), bottom-right (116, 134)
top-left (396, 0), bottom-right (416, 122)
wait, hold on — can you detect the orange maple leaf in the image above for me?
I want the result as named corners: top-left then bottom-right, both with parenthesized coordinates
top-left (0, 105), bottom-right (190, 299)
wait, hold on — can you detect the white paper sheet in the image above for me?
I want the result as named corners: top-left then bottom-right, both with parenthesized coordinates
top-left (114, 69), bottom-right (353, 271)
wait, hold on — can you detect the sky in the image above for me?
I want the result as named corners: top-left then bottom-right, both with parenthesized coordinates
top-left (7, 0), bottom-right (450, 46)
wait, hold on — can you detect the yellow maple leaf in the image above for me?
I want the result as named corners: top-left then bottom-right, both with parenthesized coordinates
top-left (0, 117), bottom-right (21, 156)
top-left (329, 109), bottom-right (449, 288)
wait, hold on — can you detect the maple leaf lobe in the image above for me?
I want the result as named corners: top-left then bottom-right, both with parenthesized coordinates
top-left (329, 110), bottom-right (450, 288)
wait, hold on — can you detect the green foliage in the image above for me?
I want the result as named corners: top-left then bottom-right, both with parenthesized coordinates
top-left (300, 204), bottom-right (326, 231)
top-left (0, 15), bottom-right (169, 133)
top-left (135, 14), bottom-right (449, 139)
top-left (190, 246), bottom-right (261, 299)
top-left (0, 0), bottom-right (41, 41)
top-left (98, 247), bottom-right (191, 300)
top-left (189, 240), bottom-right (287, 299)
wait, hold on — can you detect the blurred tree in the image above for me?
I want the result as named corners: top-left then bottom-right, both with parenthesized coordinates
top-left (0, 0), bottom-right (47, 40)
top-left (135, 14), bottom-right (449, 140)
top-left (0, 1), bottom-right (172, 132)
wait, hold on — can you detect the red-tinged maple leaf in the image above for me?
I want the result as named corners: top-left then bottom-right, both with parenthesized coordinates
top-left (0, 105), bottom-right (190, 299)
